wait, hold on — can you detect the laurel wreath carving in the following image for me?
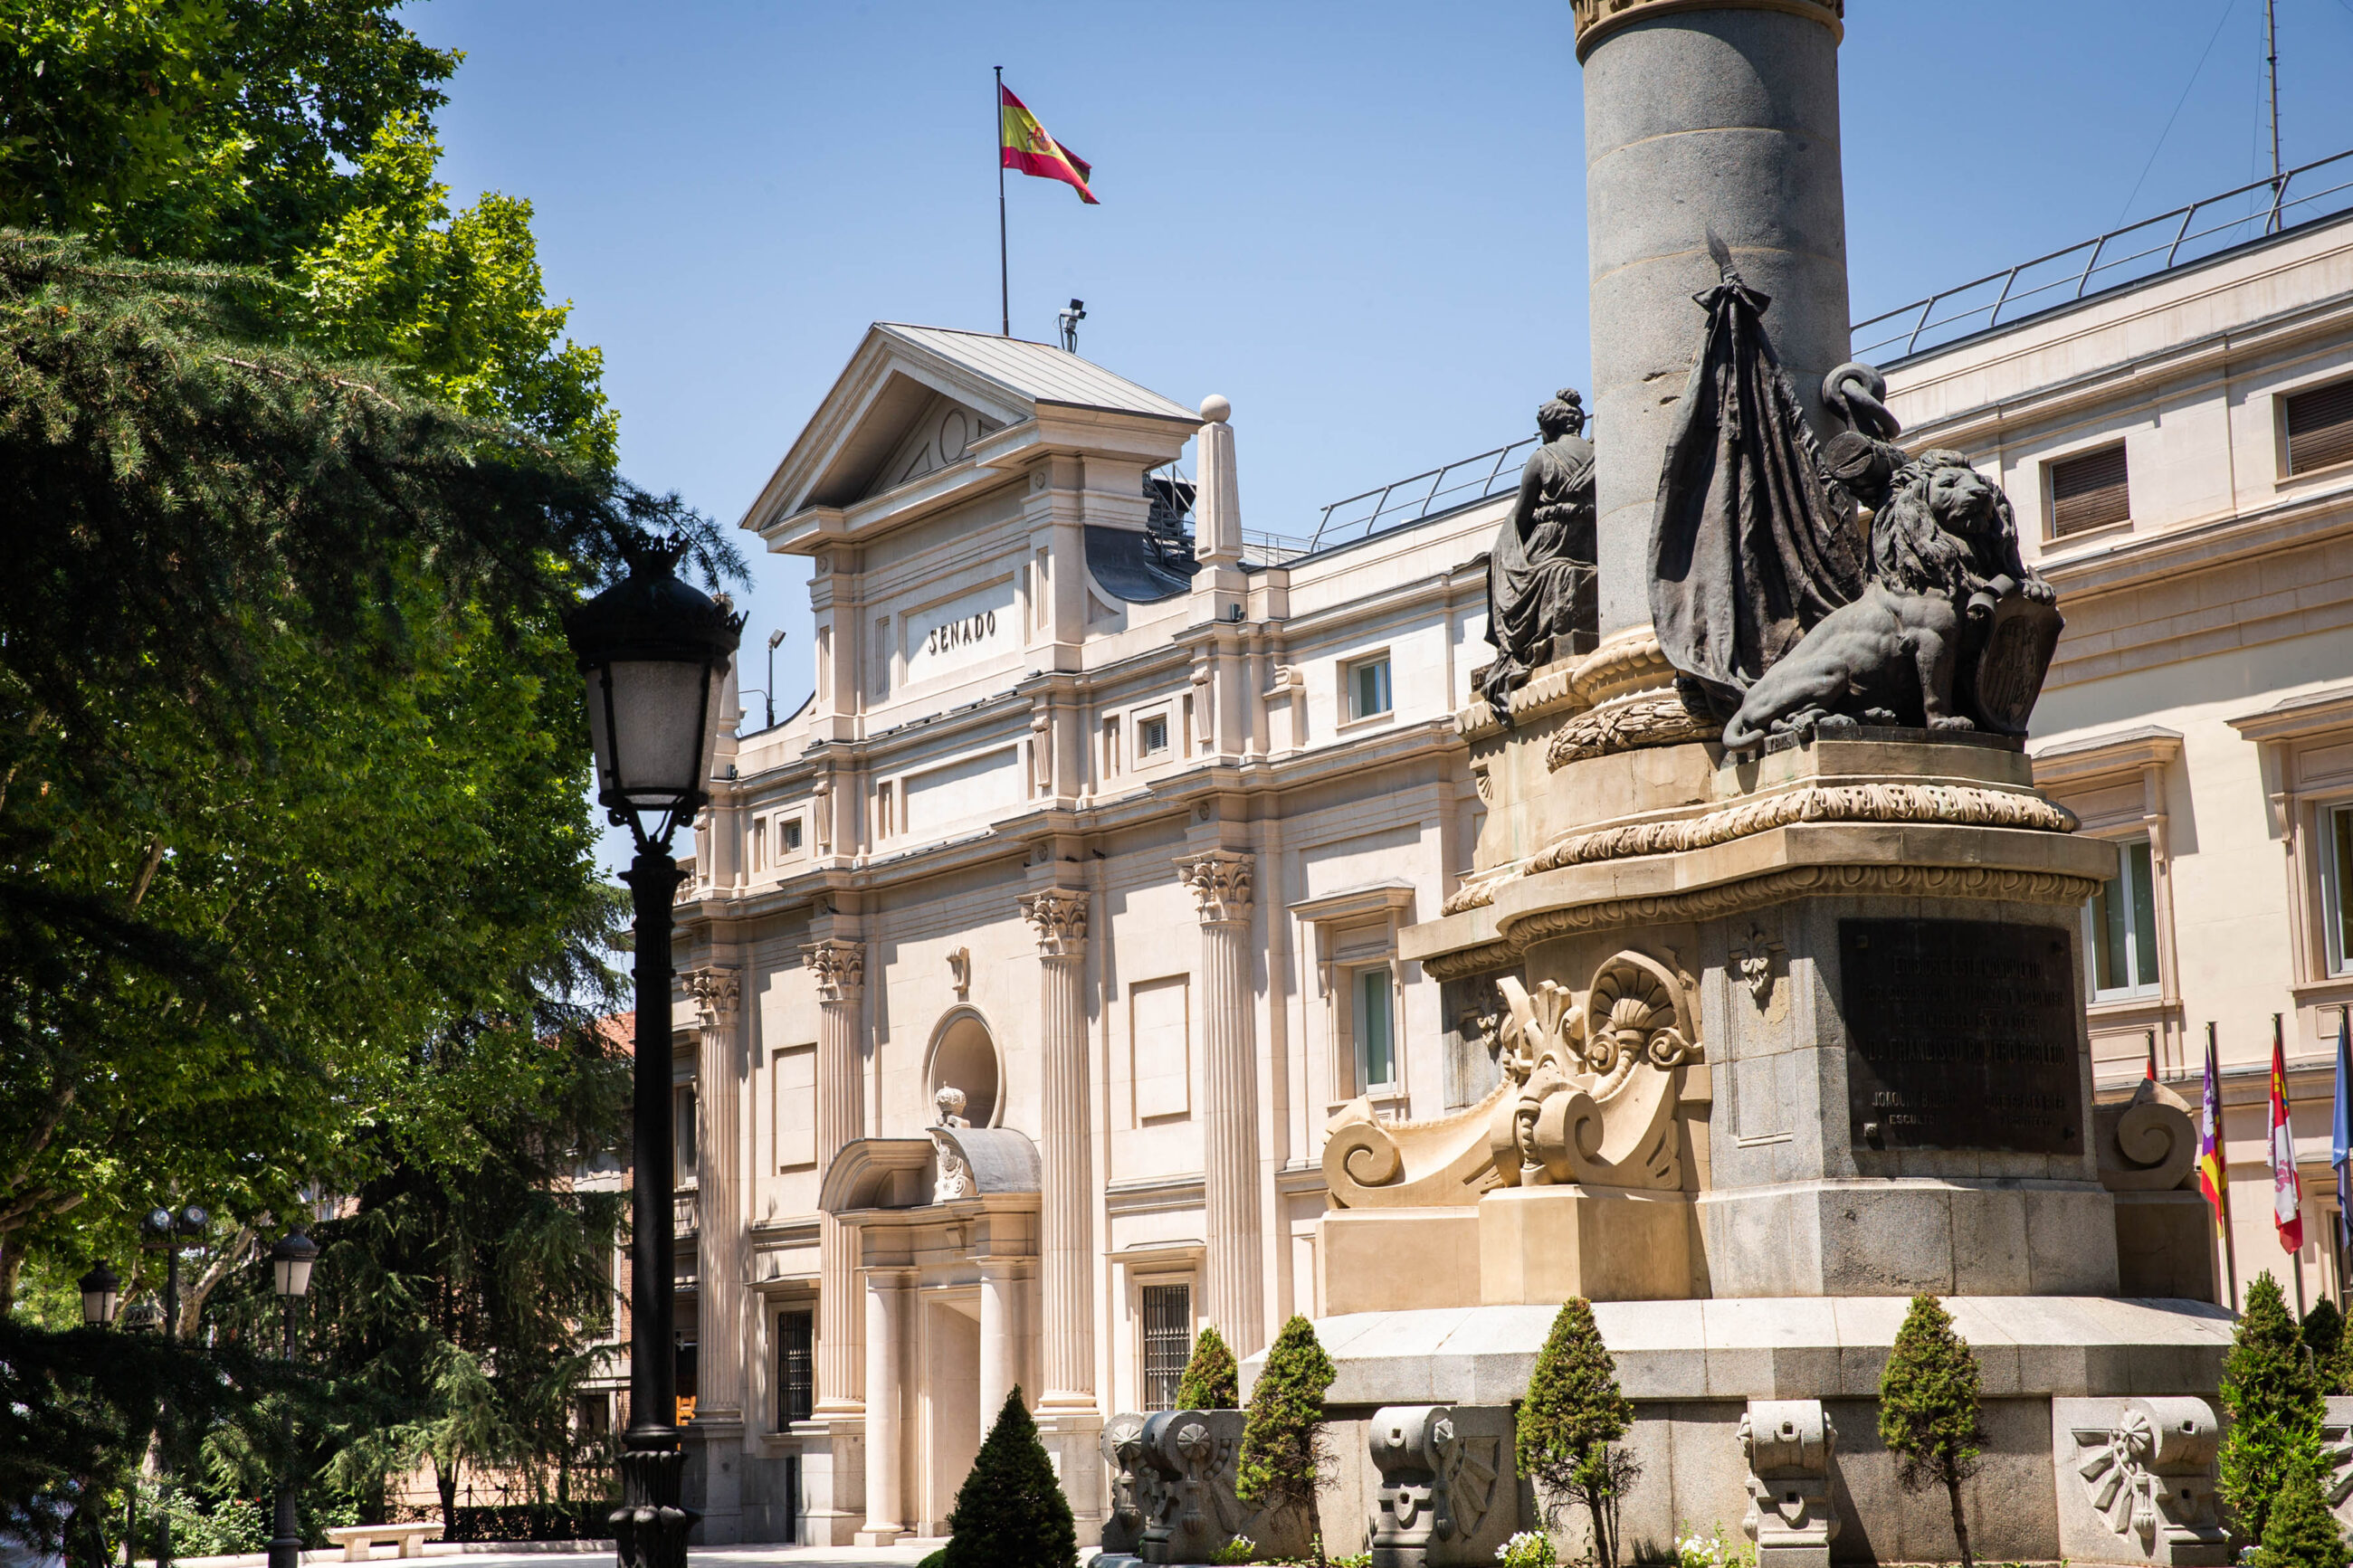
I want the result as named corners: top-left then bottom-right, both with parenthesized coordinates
top-left (1546, 695), bottom-right (1721, 770)
top-left (1529, 784), bottom-right (2077, 875)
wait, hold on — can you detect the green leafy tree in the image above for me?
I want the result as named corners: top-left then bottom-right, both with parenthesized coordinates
top-left (1878, 1294), bottom-right (1986, 1568)
top-left (2224, 1272), bottom-right (2326, 1544)
top-left (1179, 1326), bottom-right (1240, 1410)
top-left (2307, 1298), bottom-right (2350, 1396)
top-left (943, 1388), bottom-right (1075, 1568)
top-left (1239, 1315), bottom-right (1337, 1566)
top-left (1516, 1297), bottom-right (1639, 1567)
top-left (2254, 1451), bottom-right (2351, 1568)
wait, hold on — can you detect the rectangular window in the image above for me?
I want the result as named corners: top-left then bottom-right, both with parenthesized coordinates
top-left (1348, 656), bottom-right (1394, 721)
top-left (1137, 713), bottom-right (1170, 758)
top-left (2324, 804), bottom-right (2353, 977)
top-left (777, 1309), bottom-right (815, 1427)
top-left (1139, 1283), bottom-right (1193, 1411)
top-left (673, 1083), bottom-right (698, 1186)
top-left (781, 817), bottom-right (804, 852)
top-left (2086, 838), bottom-right (2161, 999)
top-left (2049, 443), bottom-right (2131, 538)
top-left (2287, 380), bottom-right (2353, 476)
top-left (1357, 966), bottom-right (1396, 1090)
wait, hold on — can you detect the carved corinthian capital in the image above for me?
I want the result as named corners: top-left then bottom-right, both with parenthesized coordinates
top-left (1176, 851), bottom-right (1254, 926)
top-left (801, 938), bottom-right (864, 1003)
top-left (685, 966), bottom-right (740, 1031)
top-left (1019, 888), bottom-right (1089, 958)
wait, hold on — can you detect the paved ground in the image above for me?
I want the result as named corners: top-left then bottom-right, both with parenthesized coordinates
top-left (166, 1544), bottom-right (940, 1568)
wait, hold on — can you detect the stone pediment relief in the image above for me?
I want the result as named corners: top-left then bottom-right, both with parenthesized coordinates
top-left (869, 389), bottom-right (1001, 501)
top-left (798, 365), bottom-right (1020, 511)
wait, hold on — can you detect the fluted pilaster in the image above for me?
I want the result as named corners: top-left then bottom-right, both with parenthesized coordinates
top-left (686, 966), bottom-right (743, 1418)
top-left (805, 938), bottom-right (865, 1411)
top-left (1020, 886), bottom-right (1092, 1404)
top-left (1177, 851), bottom-right (1264, 1355)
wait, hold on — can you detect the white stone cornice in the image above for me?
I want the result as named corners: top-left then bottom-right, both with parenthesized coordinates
top-left (1018, 888), bottom-right (1090, 957)
top-left (802, 938), bottom-right (865, 1003)
top-left (1176, 851), bottom-right (1254, 925)
top-left (685, 966), bottom-right (741, 1031)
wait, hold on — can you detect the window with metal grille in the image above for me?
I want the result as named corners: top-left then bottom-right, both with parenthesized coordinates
top-left (2287, 380), bottom-right (2353, 475)
top-left (777, 1309), bottom-right (814, 1427)
top-left (1139, 1283), bottom-right (1193, 1411)
top-left (2048, 444), bottom-right (2130, 538)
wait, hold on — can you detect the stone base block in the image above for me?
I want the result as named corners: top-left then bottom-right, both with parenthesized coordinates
top-left (852, 1527), bottom-right (904, 1546)
top-left (2112, 1191), bottom-right (2221, 1303)
top-left (1697, 1179), bottom-right (2120, 1297)
top-left (789, 1415), bottom-right (864, 1546)
top-left (1321, 1208), bottom-right (1481, 1315)
top-left (1036, 1406), bottom-right (1107, 1548)
top-left (1478, 1184), bottom-right (1692, 1305)
top-left (2051, 1397), bottom-right (2229, 1564)
top-left (1367, 1404), bottom-right (1519, 1566)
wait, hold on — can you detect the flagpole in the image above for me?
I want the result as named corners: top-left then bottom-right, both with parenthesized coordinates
top-left (2215, 1021), bottom-right (2240, 1311)
top-left (995, 65), bottom-right (1009, 337)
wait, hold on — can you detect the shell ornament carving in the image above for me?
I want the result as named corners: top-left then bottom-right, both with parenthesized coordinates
top-left (1489, 951), bottom-right (1700, 1192)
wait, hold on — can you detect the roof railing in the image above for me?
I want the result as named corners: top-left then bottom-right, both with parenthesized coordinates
top-left (1853, 147), bottom-right (2353, 363)
top-left (1308, 436), bottom-right (1534, 554)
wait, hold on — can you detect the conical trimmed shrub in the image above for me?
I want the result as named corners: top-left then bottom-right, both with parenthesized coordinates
top-left (1879, 1294), bottom-right (1986, 1568)
top-left (2223, 1272), bottom-right (2325, 1544)
top-left (2307, 1298), bottom-right (2349, 1397)
top-left (1239, 1315), bottom-right (1336, 1565)
top-left (1516, 1297), bottom-right (1637, 1566)
top-left (1178, 1325), bottom-right (1240, 1409)
top-left (2253, 1451), bottom-right (2350, 1568)
top-left (944, 1386), bottom-right (1074, 1568)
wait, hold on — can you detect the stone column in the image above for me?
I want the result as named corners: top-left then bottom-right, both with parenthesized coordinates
top-left (684, 966), bottom-right (744, 1543)
top-left (855, 1269), bottom-right (907, 1545)
top-left (1178, 851), bottom-right (1265, 1354)
top-left (1019, 888), bottom-right (1093, 1403)
top-left (805, 940), bottom-right (865, 1411)
top-left (1580, 0), bottom-right (1850, 633)
top-left (977, 1259), bottom-right (1020, 1425)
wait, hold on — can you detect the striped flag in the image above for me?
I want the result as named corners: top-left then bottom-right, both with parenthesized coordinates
top-left (2333, 1008), bottom-right (2351, 1254)
top-left (999, 83), bottom-right (1097, 204)
top-left (2272, 1022), bottom-right (2305, 1253)
top-left (2199, 1031), bottom-right (2227, 1236)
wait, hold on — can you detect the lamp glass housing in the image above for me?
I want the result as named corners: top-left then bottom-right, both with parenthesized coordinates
top-left (79, 1265), bottom-right (120, 1327)
top-left (272, 1233), bottom-right (319, 1298)
top-left (583, 659), bottom-right (725, 813)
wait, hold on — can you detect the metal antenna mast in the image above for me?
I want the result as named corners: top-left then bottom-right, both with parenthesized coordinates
top-left (2266, 0), bottom-right (2285, 232)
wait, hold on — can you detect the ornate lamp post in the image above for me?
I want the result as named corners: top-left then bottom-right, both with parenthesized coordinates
top-left (78, 1262), bottom-right (122, 1328)
top-left (265, 1231), bottom-right (318, 1568)
top-left (563, 535), bottom-right (740, 1568)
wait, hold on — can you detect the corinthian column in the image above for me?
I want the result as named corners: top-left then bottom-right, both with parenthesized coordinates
top-left (1178, 851), bottom-right (1264, 1355)
top-left (804, 938), bottom-right (865, 1411)
top-left (686, 966), bottom-right (744, 1420)
top-left (1018, 887), bottom-right (1091, 1404)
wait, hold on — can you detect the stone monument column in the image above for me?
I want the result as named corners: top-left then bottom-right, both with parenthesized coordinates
top-left (1580, 0), bottom-right (1851, 633)
top-left (684, 965), bottom-right (744, 1542)
top-left (855, 1267), bottom-right (908, 1545)
top-left (976, 1258), bottom-right (1021, 1426)
top-left (1178, 850), bottom-right (1265, 1355)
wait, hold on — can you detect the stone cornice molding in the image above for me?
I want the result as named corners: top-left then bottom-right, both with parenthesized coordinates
top-left (1018, 887), bottom-right (1090, 958)
top-left (1573, 0), bottom-right (1842, 59)
top-left (685, 965), bottom-right (741, 1031)
top-left (1176, 851), bottom-right (1255, 926)
top-left (2032, 726), bottom-right (2186, 789)
top-left (802, 938), bottom-right (865, 1003)
top-left (2226, 682), bottom-right (2353, 745)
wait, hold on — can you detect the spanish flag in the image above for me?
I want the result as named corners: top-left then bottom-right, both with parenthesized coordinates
top-left (1000, 84), bottom-right (1097, 204)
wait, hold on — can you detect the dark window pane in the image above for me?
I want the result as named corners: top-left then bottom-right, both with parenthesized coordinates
top-left (2288, 380), bottom-right (2353, 475)
top-left (2334, 808), bottom-right (2353, 975)
top-left (2126, 840), bottom-right (2159, 989)
top-left (778, 1310), bottom-right (814, 1427)
top-left (2051, 444), bottom-right (2130, 537)
top-left (1140, 1284), bottom-right (1192, 1411)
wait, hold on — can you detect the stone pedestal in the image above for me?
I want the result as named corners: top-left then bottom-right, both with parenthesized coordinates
top-left (1366, 1404), bottom-right (1519, 1568)
top-left (1034, 1410), bottom-right (1108, 1551)
top-left (2051, 1398), bottom-right (2229, 1565)
top-left (787, 1416), bottom-right (864, 1547)
top-left (1739, 1400), bottom-right (1839, 1568)
top-left (1476, 1185), bottom-right (1692, 1305)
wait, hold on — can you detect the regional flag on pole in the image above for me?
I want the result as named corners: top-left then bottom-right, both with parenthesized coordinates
top-left (2199, 1032), bottom-right (2228, 1235)
top-left (1000, 83), bottom-right (1097, 204)
top-left (2272, 1023), bottom-right (2306, 1252)
top-left (2332, 1007), bottom-right (2352, 1254)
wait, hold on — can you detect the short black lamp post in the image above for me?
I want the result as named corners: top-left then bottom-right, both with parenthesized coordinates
top-left (79, 1262), bottom-right (122, 1328)
top-left (266, 1231), bottom-right (317, 1568)
top-left (142, 1205), bottom-right (207, 1568)
top-left (563, 535), bottom-right (740, 1568)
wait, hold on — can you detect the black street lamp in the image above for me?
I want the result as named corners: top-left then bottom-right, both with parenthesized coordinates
top-left (266, 1230), bottom-right (318, 1568)
top-left (141, 1205), bottom-right (207, 1568)
top-left (563, 535), bottom-right (739, 1568)
top-left (79, 1262), bottom-right (122, 1329)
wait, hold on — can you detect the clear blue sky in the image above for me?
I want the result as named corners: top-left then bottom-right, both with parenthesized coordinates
top-left (397, 0), bottom-right (2353, 865)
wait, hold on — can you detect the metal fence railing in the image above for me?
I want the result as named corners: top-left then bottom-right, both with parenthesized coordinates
top-left (1308, 436), bottom-right (1535, 555)
top-left (1853, 147), bottom-right (2353, 363)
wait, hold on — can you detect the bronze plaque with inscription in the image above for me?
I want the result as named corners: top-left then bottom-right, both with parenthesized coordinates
top-left (1840, 918), bottom-right (2083, 1155)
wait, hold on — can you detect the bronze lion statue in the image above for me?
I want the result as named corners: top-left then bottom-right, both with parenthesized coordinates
top-left (1720, 451), bottom-right (2053, 750)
